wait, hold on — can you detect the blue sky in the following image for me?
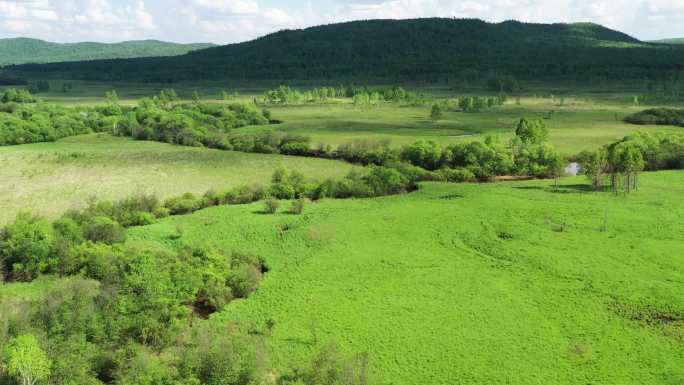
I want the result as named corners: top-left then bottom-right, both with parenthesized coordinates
top-left (0, 0), bottom-right (682, 44)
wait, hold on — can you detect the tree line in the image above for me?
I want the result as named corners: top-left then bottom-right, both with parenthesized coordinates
top-left (262, 85), bottom-right (425, 106)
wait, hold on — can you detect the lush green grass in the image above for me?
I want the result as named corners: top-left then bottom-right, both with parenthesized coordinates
top-left (127, 171), bottom-right (684, 385)
top-left (0, 134), bottom-right (356, 224)
top-left (4, 82), bottom-right (681, 157)
top-left (5, 82), bottom-right (680, 155)
top-left (253, 97), bottom-right (681, 155)
top-left (1, 83), bottom-right (683, 383)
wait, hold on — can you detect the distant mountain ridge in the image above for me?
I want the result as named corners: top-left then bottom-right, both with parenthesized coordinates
top-left (5, 18), bottom-right (684, 84)
top-left (0, 38), bottom-right (215, 66)
top-left (649, 38), bottom-right (684, 44)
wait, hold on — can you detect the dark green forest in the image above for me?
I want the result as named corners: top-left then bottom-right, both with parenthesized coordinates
top-left (6, 18), bottom-right (684, 85)
top-left (0, 38), bottom-right (214, 67)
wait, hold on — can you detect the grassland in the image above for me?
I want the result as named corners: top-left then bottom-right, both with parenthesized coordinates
top-left (9, 81), bottom-right (678, 156)
top-left (127, 172), bottom-right (684, 385)
top-left (253, 97), bottom-right (681, 155)
top-left (0, 134), bottom-right (356, 224)
top-left (1, 83), bottom-right (683, 384)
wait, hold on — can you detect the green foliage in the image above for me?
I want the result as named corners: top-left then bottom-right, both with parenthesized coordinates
top-left (82, 217), bottom-right (126, 245)
top-left (456, 95), bottom-right (505, 112)
top-left (487, 74), bottom-right (523, 93)
top-left (0, 213), bottom-right (56, 281)
top-left (7, 19), bottom-right (673, 85)
top-left (1, 88), bottom-right (36, 103)
top-left (430, 104), bottom-right (443, 121)
top-left (4, 333), bottom-right (51, 385)
top-left (270, 168), bottom-right (308, 200)
top-left (579, 132), bottom-right (684, 192)
top-left (290, 198), bottom-right (307, 215)
top-left (125, 172), bottom-right (684, 385)
top-left (514, 117), bottom-right (549, 144)
top-left (264, 85), bottom-right (424, 106)
top-left (0, 102), bottom-right (104, 146)
top-left (0, 37), bottom-right (214, 66)
top-left (264, 198), bottom-right (280, 214)
top-left (625, 108), bottom-right (684, 127)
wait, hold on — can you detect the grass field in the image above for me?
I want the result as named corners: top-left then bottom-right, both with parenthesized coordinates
top-left (126, 172), bottom-right (684, 385)
top-left (0, 134), bottom-right (356, 223)
top-left (253, 97), bottom-right (681, 155)
top-left (1, 83), bottom-right (683, 384)
top-left (4, 82), bottom-right (680, 156)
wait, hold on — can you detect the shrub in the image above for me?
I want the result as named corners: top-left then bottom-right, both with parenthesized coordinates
top-left (117, 211), bottom-right (156, 227)
top-left (625, 108), bottom-right (684, 127)
top-left (270, 168), bottom-right (307, 199)
top-left (439, 167), bottom-right (477, 182)
top-left (153, 206), bottom-right (171, 219)
top-left (385, 161), bottom-right (443, 182)
top-left (401, 140), bottom-right (444, 170)
top-left (290, 198), bottom-right (306, 214)
top-left (430, 103), bottom-right (443, 120)
top-left (164, 193), bottom-right (201, 215)
top-left (364, 166), bottom-right (410, 196)
top-left (264, 198), bottom-right (280, 214)
top-left (222, 184), bottom-right (266, 205)
top-left (0, 213), bottom-right (56, 280)
top-left (83, 217), bottom-right (126, 245)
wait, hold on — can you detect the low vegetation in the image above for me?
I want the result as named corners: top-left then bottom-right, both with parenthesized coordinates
top-left (124, 172), bottom-right (684, 385)
top-left (1, 166), bottom-right (400, 384)
top-left (625, 108), bottom-right (684, 127)
top-left (1, 73), bottom-right (683, 385)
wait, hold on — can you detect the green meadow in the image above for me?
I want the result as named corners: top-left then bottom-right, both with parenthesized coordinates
top-left (1, 82), bottom-right (682, 385)
top-left (3, 15), bottom-right (684, 385)
top-left (127, 172), bottom-right (684, 385)
top-left (257, 97), bottom-right (676, 154)
top-left (24, 82), bottom-right (676, 155)
top-left (0, 134), bottom-right (355, 223)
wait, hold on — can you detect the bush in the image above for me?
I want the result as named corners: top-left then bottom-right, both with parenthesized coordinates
top-left (438, 168), bottom-right (477, 182)
top-left (153, 206), bottom-right (171, 219)
top-left (164, 193), bottom-right (201, 215)
top-left (83, 217), bottom-right (126, 245)
top-left (400, 140), bottom-right (444, 170)
top-left (222, 184), bottom-right (266, 205)
top-left (264, 198), bottom-right (280, 214)
top-left (290, 198), bottom-right (306, 214)
top-left (270, 168), bottom-right (308, 199)
top-left (625, 108), bottom-right (684, 127)
top-left (0, 213), bottom-right (56, 280)
top-left (364, 166), bottom-right (411, 196)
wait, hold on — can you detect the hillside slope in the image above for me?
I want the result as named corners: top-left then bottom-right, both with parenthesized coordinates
top-left (5, 18), bottom-right (683, 84)
top-left (0, 38), bottom-right (215, 66)
top-left (650, 38), bottom-right (684, 44)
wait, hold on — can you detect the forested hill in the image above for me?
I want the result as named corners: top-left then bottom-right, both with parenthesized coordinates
top-left (5, 18), bottom-right (684, 84)
top-left (0, 38), bottom-right (215, 66)
top-left (650, 38), bottom-right (684, 44)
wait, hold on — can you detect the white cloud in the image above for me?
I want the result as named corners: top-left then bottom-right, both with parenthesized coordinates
top-left (127, 1), bottom-right (156, 30)
top-left (0, 1), bottom-right (29, 18)
top-left (193, 0), bottom-right (259, 14)
top-left (0, 0), bottom-right (682, 44)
